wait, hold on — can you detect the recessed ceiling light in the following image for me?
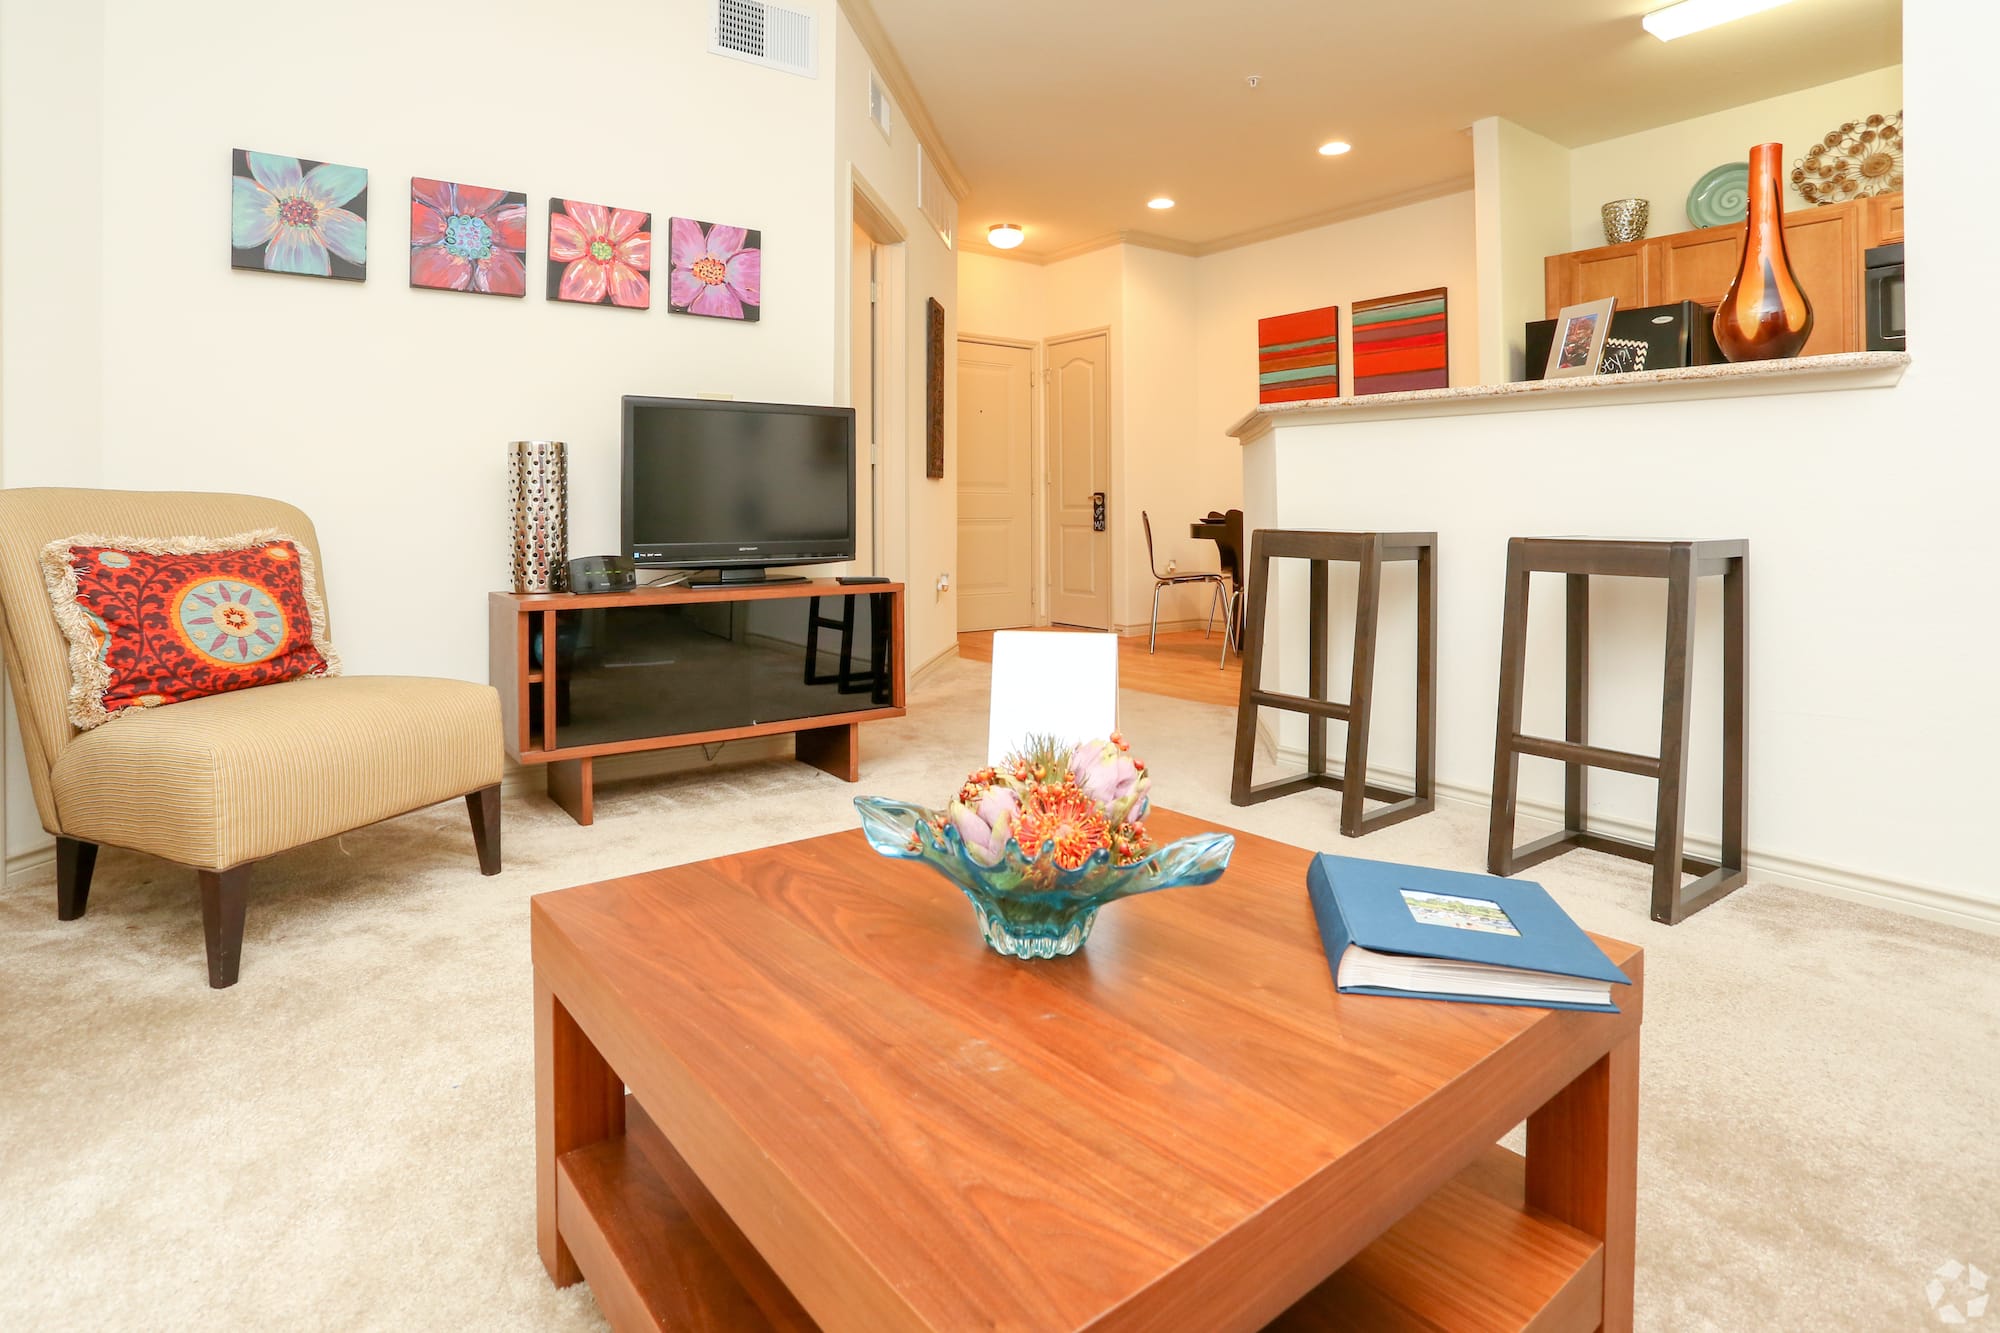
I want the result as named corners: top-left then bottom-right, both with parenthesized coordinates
top-left (1642, 0), bottom-right (1794, 42)
top-left (1318, 141), bottom-right (1352, 157)
top-left (987, 223), bottom-right (1024, 250)
top-left (1147, 197), bottom-right (1175, 210)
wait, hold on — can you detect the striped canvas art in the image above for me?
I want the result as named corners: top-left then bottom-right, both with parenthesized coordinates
top-left (1257, 306), bottom-right (1340, 404)
top-left (1351, 288), bottom-right (1449, 395)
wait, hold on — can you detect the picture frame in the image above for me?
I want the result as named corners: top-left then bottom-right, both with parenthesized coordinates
top-left (1545, 298), bottom-right (1616, 379)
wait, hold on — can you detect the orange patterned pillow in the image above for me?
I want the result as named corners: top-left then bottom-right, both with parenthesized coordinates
top-left (41, 529), bottom-right (342, 729)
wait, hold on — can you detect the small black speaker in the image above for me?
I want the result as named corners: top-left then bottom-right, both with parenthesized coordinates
top-left (567, 555), bottom-right (637, 593)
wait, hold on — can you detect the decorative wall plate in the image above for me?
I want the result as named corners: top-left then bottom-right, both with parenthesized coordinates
top-left (1686, 162), bottom-right (1750, 229)
top-left (1791, 111), bottom-right (1903, 205)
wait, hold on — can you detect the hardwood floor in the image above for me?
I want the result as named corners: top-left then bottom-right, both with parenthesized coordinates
top-left (956, 627), bottom-right (1242, 709)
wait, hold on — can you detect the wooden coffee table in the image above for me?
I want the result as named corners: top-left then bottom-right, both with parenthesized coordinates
top-left (533, 809), bottom-right (1642, 1332)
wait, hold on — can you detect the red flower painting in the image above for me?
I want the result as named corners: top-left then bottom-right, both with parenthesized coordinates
top-left (410, 178), bottom-right (528, 296)
top-left (547, 200), bottom-right (650, 307)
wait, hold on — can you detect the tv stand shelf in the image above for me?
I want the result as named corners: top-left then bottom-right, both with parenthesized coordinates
top-left (489, 579), bottom-right (905, 825)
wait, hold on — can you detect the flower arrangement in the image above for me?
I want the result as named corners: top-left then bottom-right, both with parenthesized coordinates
top-left (943, 734), bottom-right (1152, 870)
top-left (856, 734), bottom-right (1232, 960)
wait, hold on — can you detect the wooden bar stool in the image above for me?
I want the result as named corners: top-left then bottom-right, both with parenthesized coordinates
top-left (1487, 537), bottom-right (1747, 925)
top-left (1230, 529), bottom-right (1437, 838)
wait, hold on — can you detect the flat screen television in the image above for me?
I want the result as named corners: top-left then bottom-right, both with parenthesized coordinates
top-left (621, 395), bottom-right (856, 583)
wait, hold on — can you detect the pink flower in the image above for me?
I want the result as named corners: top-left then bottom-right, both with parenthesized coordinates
top-left (949, 785), bottom-right (1021, 866)
top-left (1071, 737), bottom-right (1150, 826)
top-left (549, 201), bottom-right (650, 308)
top-left (668, 218), bottom-right (761, 320)
top-left (410, 178), bottom-right (527, 296)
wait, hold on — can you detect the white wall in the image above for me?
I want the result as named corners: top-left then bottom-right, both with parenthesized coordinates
top-left (1192, 191), bottom-right (1479, 445)
top-left (832, 10), bottom-right (961, 674)
top-left (1567, 64), bottom-right (1903, 247)
top-left (959, 252), bottom-right (1045, 339)
top-left (1, 0), bottom-right (845, 865)
top-left (1238, 16), bottom-right (1999, 928)
top-left (1473, 118), bottom-right (1572, 383)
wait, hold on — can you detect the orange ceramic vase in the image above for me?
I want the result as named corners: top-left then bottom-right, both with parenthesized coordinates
top-left (1713, 142), bottom-right (1814, 361)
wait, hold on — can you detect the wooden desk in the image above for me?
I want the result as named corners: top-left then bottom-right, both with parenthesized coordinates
top-left (533, 809), bottom-right (1642, 1331)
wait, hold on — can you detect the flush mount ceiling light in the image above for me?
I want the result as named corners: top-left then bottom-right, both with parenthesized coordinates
top-left (1147, 197), bottom-right (1175, 210)
top-left (987, 223), bottom-right (1025, 250)
top-left (1642, 0), bottom-right (1794, 41)
top-left (1318, 141), bottom-right (1352, 157)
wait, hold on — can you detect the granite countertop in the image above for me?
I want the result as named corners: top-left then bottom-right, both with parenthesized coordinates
top-left (1228, 351), bottom-right (1911, 441)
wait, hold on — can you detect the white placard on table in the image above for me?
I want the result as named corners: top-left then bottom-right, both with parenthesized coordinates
top-left (986, 631), bottom-right (1120, 764)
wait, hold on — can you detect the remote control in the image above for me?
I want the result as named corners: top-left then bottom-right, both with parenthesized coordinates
top-left (835, 575), bottom-right (890, 585)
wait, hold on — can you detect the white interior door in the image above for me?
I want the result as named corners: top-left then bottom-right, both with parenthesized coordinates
top-left (956, 340), bottom-right (1035, 632)
top-left (1044, 332), bottom-right (1112, 630)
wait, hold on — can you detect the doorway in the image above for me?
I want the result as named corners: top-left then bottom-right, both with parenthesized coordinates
top-left (955, 338), bottom-right (1036, 632)
top-left (1043, 330), bottom-right (1113, 630)
top-left (848, 221), bottom-right (877, 570)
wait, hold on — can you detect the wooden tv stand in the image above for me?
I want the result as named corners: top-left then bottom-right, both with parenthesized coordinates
top-left (490, 580), bottom-right (905, 825)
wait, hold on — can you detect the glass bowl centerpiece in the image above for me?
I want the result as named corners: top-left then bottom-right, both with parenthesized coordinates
top-left (855, 735), bottom-right (1234, 959)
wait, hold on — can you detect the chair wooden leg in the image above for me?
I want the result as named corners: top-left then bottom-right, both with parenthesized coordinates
top-left (1230, 543), bottom-right (1274, 805)
top-left (56, 837), bottom-right (98, 921)
top-left (1565, 573), bottom-right (1591, 834)
top-left (1651, 547), bottom-right (1698, 924)
top-left (1305, 559), bottom-right (1330, 779)
top-left (1340, 542), bottom-right (1383, 838)
top-left (199, 865), bottom-right (252, 989)
top-left (467, 784), bottom-right (503, 875)
top-left (1488, 542), bottom-right (1532, 875)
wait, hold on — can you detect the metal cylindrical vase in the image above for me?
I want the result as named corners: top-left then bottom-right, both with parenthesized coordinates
top-left (508, 440), bottom-right (568, 593)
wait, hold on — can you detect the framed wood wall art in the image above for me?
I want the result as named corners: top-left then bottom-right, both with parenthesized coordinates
top-left (926, 297), bottom-right (945, 479)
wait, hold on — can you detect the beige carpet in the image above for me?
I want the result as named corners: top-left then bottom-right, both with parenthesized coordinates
top-left (2, 655), bottom-right (1995, 1330)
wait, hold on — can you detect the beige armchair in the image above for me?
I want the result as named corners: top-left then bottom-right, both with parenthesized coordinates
top-left (0, 488), bottom-right (503, 987)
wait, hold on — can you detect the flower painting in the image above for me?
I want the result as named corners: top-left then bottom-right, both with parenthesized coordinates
top-left (667, 218), bottom-right (761, 321)
top-left (547, 200), bottom-right (650, 308)
top-left (231, 149), bottom-right (367, 281)
top-left (410, 178), bottom-right (528, 297)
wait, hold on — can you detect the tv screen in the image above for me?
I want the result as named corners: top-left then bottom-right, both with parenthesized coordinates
top-left (622, 396), bottom-right (855, 577)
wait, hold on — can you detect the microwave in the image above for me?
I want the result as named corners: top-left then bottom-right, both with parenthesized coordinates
top-left (1866, 243), bottom-right (1905, 351)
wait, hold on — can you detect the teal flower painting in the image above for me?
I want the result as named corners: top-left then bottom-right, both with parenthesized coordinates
top-left (230, 149), bottom-right (368, 281)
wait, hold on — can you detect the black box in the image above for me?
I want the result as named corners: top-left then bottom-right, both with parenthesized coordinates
top-left (1525, 301), bottom-right (1722, 380)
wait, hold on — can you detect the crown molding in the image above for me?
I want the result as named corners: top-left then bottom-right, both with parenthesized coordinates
top-left (838, 0), bottom-right (971, 202)
top-left (1189, 175), bottom-right (1476, 256)
top-left (995, 175), bottom-right (1477, 267)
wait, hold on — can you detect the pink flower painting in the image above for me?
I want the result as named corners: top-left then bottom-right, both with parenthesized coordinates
top-left (410, 178), bottom-right (528, 297)
top-left (547, 200), bottom-right (650, 308)
top-left (667, 218), bottom-right (761, 322)
top-left (231, 149), bottom-right (368, 281)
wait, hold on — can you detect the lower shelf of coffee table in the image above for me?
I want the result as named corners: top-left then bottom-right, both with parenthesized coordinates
top-left (555, 1095), bottom-right (1603, 1333)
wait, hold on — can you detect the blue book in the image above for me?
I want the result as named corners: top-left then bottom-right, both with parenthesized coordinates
top-left (1306, 854), bottom-right (1631, 1013)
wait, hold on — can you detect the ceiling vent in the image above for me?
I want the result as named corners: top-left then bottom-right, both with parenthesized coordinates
top-left (711, 0), bottom-right (817, 79)
top-left (917, 144), bottom-right (956, 249)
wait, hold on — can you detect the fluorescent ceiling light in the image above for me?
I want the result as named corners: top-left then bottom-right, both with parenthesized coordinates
top-left (1147, 197), bottom-right (1175, 210)
top-left (987, 223), bottom-right (1024, 250)
top-left (1318, 141), bottom-right (1352, 157)
top-left (1642, 0), bottom-right (1794, 41)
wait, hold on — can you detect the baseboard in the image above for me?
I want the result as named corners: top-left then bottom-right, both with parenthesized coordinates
top-left (909, 643), bottom-right (959, 688)
top-left (1112, 616), bottom-right (1226, 639)
top-left (1270, 743), bottom-right (2000, 936)
top-left (5, 839), bottom-right (54, 890)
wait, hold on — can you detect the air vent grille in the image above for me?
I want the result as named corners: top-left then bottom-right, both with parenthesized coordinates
top-left (869, 74), bottom-right (893, 139)
top-left (711, 0), bottom-right (817, 78)
top-left (918, 144), bottom-right (956, 249)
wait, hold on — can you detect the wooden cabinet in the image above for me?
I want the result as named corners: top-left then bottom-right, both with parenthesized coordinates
top-left (1544, 191), bottom-right (1901, 356)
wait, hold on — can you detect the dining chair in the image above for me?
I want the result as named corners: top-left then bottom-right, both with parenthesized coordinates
top-left (1215, 509), bottom-right (1247, 668)
top-left (1141, 511), bottom-right (1227, 653)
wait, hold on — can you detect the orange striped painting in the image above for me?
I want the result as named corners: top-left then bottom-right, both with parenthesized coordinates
top-left (1351, 288), bottom-right (1448, 395)
top-left (1257, 306), bottom-right (1340, 404)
